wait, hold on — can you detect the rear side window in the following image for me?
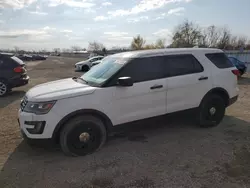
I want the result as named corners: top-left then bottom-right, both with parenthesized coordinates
top-left (165, 54), bottom-right (204, 77)
top-left (206, 53), bottom-right (234, 69)
top-left (0, 56), bottom-right (18, 69)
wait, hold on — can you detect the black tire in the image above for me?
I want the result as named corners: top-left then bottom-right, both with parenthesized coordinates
top-left (197, 94), bottom-right (226, 127)
top-left (60, 115), bottom-right (107, 156)
top-left (0, 79), bottom-right (10, 97)
top-left (82, 65), bottom-right (89, 72)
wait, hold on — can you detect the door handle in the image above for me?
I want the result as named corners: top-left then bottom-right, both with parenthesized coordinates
top-left (198, 76), bottom-right (208, 81)
top-left (150, 85), bottom-right (163, 90)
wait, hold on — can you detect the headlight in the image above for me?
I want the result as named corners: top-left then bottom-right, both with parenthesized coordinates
top-left (23, 101), bottom-right (56, 114)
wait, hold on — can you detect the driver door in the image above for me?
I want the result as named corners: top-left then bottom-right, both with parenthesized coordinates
top-left (105, 56), bottom-right (168, 125)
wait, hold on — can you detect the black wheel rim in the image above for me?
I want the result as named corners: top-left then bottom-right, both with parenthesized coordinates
top-left (67, 123), bottom-right (101, 155)
top-left (204, 99), bottom-right (223, 123)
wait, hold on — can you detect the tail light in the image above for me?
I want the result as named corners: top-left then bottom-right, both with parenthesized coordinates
top-left (231, 69), bottom-right (240, 76)
top-left (14, 66), bottom-right (25, 73)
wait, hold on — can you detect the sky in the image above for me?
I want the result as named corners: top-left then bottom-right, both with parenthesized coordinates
top-left (0, 0), bottom-right (249, 50)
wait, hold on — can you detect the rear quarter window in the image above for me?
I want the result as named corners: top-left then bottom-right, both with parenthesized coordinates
top-left (165, 54), bottom-right (204, 77)
top-left (206, 53), bottom-right (234, 69)
top-left (0, 56), bottom-right (19, 69)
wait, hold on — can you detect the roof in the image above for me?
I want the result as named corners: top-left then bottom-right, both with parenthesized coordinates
top-left (0, 52), bottom-right (14, 56)
top-left (110, 48), bottom-right (223, 59)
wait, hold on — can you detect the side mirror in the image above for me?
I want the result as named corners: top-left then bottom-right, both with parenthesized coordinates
top-left (117, 77), bottom-right (133, 87)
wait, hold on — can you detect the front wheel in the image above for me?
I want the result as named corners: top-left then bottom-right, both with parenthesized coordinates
top-left (60, 115), bottom-right (107, 156)
top-left (197, 94), bottom-right (226, 127)
top-left (81, 65), bottom-right (89, 72)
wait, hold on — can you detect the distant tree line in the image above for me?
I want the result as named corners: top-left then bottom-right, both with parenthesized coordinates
top-left (130, 20), bottom-right (250, 51)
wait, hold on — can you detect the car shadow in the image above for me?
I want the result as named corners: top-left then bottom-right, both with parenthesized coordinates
top-left (238, 75), bottom-right (250, 85)
top-left (0, 115), bottom-right (250, 187)
top-left (0, 90), bottom-right (26, 108)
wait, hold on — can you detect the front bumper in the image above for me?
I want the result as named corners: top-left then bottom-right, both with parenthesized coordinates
top-left (228, 95), bottom-right (238, 106)
top-left (18, 109), bottom-right (62, 139)
top-left (75, 64), bottom-right (82, 71)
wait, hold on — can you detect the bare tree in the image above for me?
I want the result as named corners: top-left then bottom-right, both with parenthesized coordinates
top-left (236, 36), bottom-right (248, 49)
top-left (229, 36), bottom-right (238, 50)
top-left (71, 45), bottom-right (82, 52)
top-left (201, 25), bottom-right (221, 47)
top-left (14, 46), bottom-right (20, 54)
top-left (88, 41), bottom-right (104, 52)
top-left (131, 35), bottom-right (146, 50)
top-left (144, 44), bottom-right (156, 49)
top-left (53, 48), bottom-right (60, 54)
top-left (102, 47), bottom-right (107, 55)
top-left (246, 40), bottom-right (250, 50)
top-left (170, 20), bottom-right (202, 48)
top-left (62, 48), bottom-right (71, 53)
top-left (155, 38), bottom-right (166, 49)
top-left (217, 27), bottom-right (231, 49)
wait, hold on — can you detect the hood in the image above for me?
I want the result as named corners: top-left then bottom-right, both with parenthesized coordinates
top-left (26, 78), bottom-right (96, 102)
top-left (75, 60), bottom-right (88, 65)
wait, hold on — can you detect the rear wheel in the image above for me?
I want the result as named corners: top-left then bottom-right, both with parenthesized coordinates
top-left (0, 80), bottom-right (9, 97)
top-left (82, 65), bottom-right (89, 72)
top-left (197, 94), bottom-right (226, 127)
top-left (60, 115), bottom-right (107, 156)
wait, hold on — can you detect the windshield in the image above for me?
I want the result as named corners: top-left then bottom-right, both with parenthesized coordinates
top-left (81, 56), bottom-right (127, 86)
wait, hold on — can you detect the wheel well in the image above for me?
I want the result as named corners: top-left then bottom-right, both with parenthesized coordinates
top-left (82, 64), bottom-right (89, 69)
top-left (52, 109), bottom-right (113, 143)
top-left (202, 88), bottom-right (230, 106)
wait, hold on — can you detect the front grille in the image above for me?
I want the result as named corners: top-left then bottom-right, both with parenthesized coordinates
top-left (20, 96), bottom-right (28, 111)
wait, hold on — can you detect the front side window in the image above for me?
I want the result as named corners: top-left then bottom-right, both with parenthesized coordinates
top-left (89, 57), bottom-right (97, 63)
top-left (107, 56), bottom-right (167, 86)
top-left (165, 54), bottom-right (204, 77)
top-left (81, 56), bottom-right (127, 86)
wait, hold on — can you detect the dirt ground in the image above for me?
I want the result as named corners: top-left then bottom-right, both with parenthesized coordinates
top-left (0, 56), bottom-right (250, 188)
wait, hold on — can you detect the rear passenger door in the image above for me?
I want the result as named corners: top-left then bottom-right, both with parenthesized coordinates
top-left (165, 54), bottom-right (212, 113)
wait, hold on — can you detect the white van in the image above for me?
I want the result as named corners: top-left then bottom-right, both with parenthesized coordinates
top-left (18, 48), bottom-right (239, 156)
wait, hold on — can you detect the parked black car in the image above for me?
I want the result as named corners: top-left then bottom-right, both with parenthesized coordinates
top-left (17, 54), bottom-right (33, 61)
top-left (228, 57), bottom-right (248, 76)
top-left (32, 54), bottom-right (47, 60)
top-left (0, 53), bottom-right (29, 96)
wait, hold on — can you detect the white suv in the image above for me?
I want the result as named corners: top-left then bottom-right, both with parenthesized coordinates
top-left (75, 56), bottom-right (104, 72)
top-left (18, 48), bottom-right (239, 156)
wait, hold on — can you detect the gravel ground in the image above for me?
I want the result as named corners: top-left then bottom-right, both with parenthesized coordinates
top-left (0, 57), bottom-right (250, 188)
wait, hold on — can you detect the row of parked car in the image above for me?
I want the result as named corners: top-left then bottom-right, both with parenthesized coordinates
top-left (17, 54), bottom-right (48, 61)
